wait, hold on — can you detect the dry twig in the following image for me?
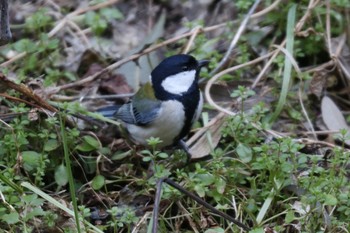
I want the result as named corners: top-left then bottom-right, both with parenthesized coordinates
top-left (0, 74), bottom-right (57, 113)
top-left (210, 0), bottom-right (262, 75)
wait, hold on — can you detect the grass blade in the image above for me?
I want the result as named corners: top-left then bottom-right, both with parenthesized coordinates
top-left (21, 181), bottom-right (103, 233)
top-left (270, 4), bottom-right (297, 122)
top-left (59, 113), bottom-right (82, 233)
top-left (256, 188), bottom-right (275, 224)
top-left (0, 173), bottom-right (23, 194)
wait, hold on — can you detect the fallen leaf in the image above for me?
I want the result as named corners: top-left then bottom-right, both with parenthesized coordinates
top-left (321, 96), bottom-right (350, 145)
top-left (309, 70), bottom-right (327, 98)
top-left (77, 50), bottom-right (107, 76)
top-left (188, 114), bottom-right (225, 159)
top-left (100, 74), bottom-right (133, 98)
top-left (292, 201), bottom-right (310, 215)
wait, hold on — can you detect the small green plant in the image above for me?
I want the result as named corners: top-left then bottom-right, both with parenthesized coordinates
top-left (25, 8), bottom-right (53, 32)
top-left (107, 206), bottom-right (139, 233)
top-left (140, 137), bottom-right (172, 186)
top-left (0, 1), bottom-right (349, 232)
top-left (231, 85), bottom-right (256, 112)
top-left (235, 0), bottom-right (255, 11)
top-left (84, 8), bottom-right (123, 35)
top-left (0, 192), bottom-right (58, 232)
top-left (141, 137), bottom-right (169, 162)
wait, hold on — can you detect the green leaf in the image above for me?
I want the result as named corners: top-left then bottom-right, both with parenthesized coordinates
top-left (236, 143), bottom-right (252, 163)
top-left (76, 135), bottom-right (100, 152)
top-left (157, 152), bottom-right (169, 159)
top-left (1, 212), bottom-right (20, 224)
top-left (44, 139), bottom-right (59, 151)
top-left (204, 227), bottom-right (225, 233)
top-left (324, 194), bottom-right (338, 206)
top-left (100, 8), bottom-right (124, 20)
top-left (25, 9), bottom-right (52, 31)
top-left (13, 39), bottom-right (37, 53)
top-left (285, 210), bottom-right (295, 223)
top-left (55, 164), bottom-right (68, 186)
top-left (85, 11), bottom-right (97, 25)
top-left (196, 174), bottom-right (215, 186)
top-left (26, 196), bottom-right (44, 206)
top-left (91, 175), bottom-right (105, 190)
top-left (215, 177), bottom-right (226, 194)
top-left (98, 146), bottom-right (111, 155)
top-left (270, 4), bottom-right (297, 122)
top-left (83, 135), bottom-right (100, 149)
top-left (76, 142), bottom-right (95, 152)
top-left (23, 194), bottom-right (38, 203)
top-left (141, 150), bottom-right (152, 156)
top-left (249, 228), bottom-right (265, 233)
top-left (256, 188), bottom-right (275, 224)
top-left (47, 38), bottom-right (59, 50)
top-left (23, 207), bottom-right (45, 221)
top-left (21, 182), bottom-right (104, 233)
top-left (194, 185), bottom-right (206, 197)
top-left (111, 150), bottom-right (131, 160)
top-left (0, 173), bottom-right (23, 194)
top-left (142, 156), bottom-right (152, 162)
top-left (22, 151), bottom-right (41, 171)
top-left (85, 11), bottom-right (107, 35)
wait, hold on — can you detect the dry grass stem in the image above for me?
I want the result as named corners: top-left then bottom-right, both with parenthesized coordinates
top-left (210, 0), bottom-right (262, 75)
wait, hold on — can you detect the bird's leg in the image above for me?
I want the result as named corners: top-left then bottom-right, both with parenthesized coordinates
top-left (177, 140), bottom-right (192, 163)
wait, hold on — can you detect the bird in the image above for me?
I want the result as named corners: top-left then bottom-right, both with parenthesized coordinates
top-left (100, 54), bottom-right (209, 155)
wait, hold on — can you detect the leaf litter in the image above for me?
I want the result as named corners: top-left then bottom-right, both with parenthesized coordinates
top-left (1, 0), bottom-right (350, 232)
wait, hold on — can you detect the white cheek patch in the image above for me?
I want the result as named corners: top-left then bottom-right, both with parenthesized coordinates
top-left (161, 70), bottom-right (196, 95)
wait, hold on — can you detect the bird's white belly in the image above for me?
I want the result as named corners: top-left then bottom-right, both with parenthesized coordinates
top-left (126, 100), bottom-right (185, 147)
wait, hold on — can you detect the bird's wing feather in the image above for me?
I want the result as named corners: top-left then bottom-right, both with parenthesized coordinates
top-left (96, 105), bottom-right (121, 118)
top-left (115, 82), bottom-right (161, 126)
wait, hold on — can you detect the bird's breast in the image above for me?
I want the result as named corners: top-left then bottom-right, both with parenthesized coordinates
top-left (126, 100), bottom-right (185, 147)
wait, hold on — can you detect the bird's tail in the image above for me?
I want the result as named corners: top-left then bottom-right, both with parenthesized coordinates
top-left (96, 105), bottom-right (121, 118)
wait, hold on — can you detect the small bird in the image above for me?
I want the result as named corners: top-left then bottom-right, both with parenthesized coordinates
top-left (102, 54), bottom-right (209, 153)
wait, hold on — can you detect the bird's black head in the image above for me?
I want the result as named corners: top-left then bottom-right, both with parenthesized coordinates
top-left (151, 54), bottom-right (208, 100)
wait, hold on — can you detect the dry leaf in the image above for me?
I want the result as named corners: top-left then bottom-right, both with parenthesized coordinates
top-left (292, 201), bottom-right (310, 215)
top-left (188, 114), bottom-right (225, 159)
top-left (321, 96), bottom-right (350, 145)
top-left (28, 108), bottom-right (39, 121)
top-left (309, 70), bottom-right (327, 98)
top-left (100, 74), bottom-right (133, 98)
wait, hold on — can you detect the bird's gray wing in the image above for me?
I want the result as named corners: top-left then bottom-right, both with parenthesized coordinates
top-left (114, 99), bottom-right (161, 126)
top-left (115, 82), bottom-right (162, 125)
top-left (96, 105), bottom-right (121, 118)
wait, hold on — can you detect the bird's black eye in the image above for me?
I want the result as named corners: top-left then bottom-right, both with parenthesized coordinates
top-left (181, 65), bottom-right (189, 71)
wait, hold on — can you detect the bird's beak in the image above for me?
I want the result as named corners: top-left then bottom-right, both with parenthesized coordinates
top-left (198, 59), bottom-right (210, 68)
